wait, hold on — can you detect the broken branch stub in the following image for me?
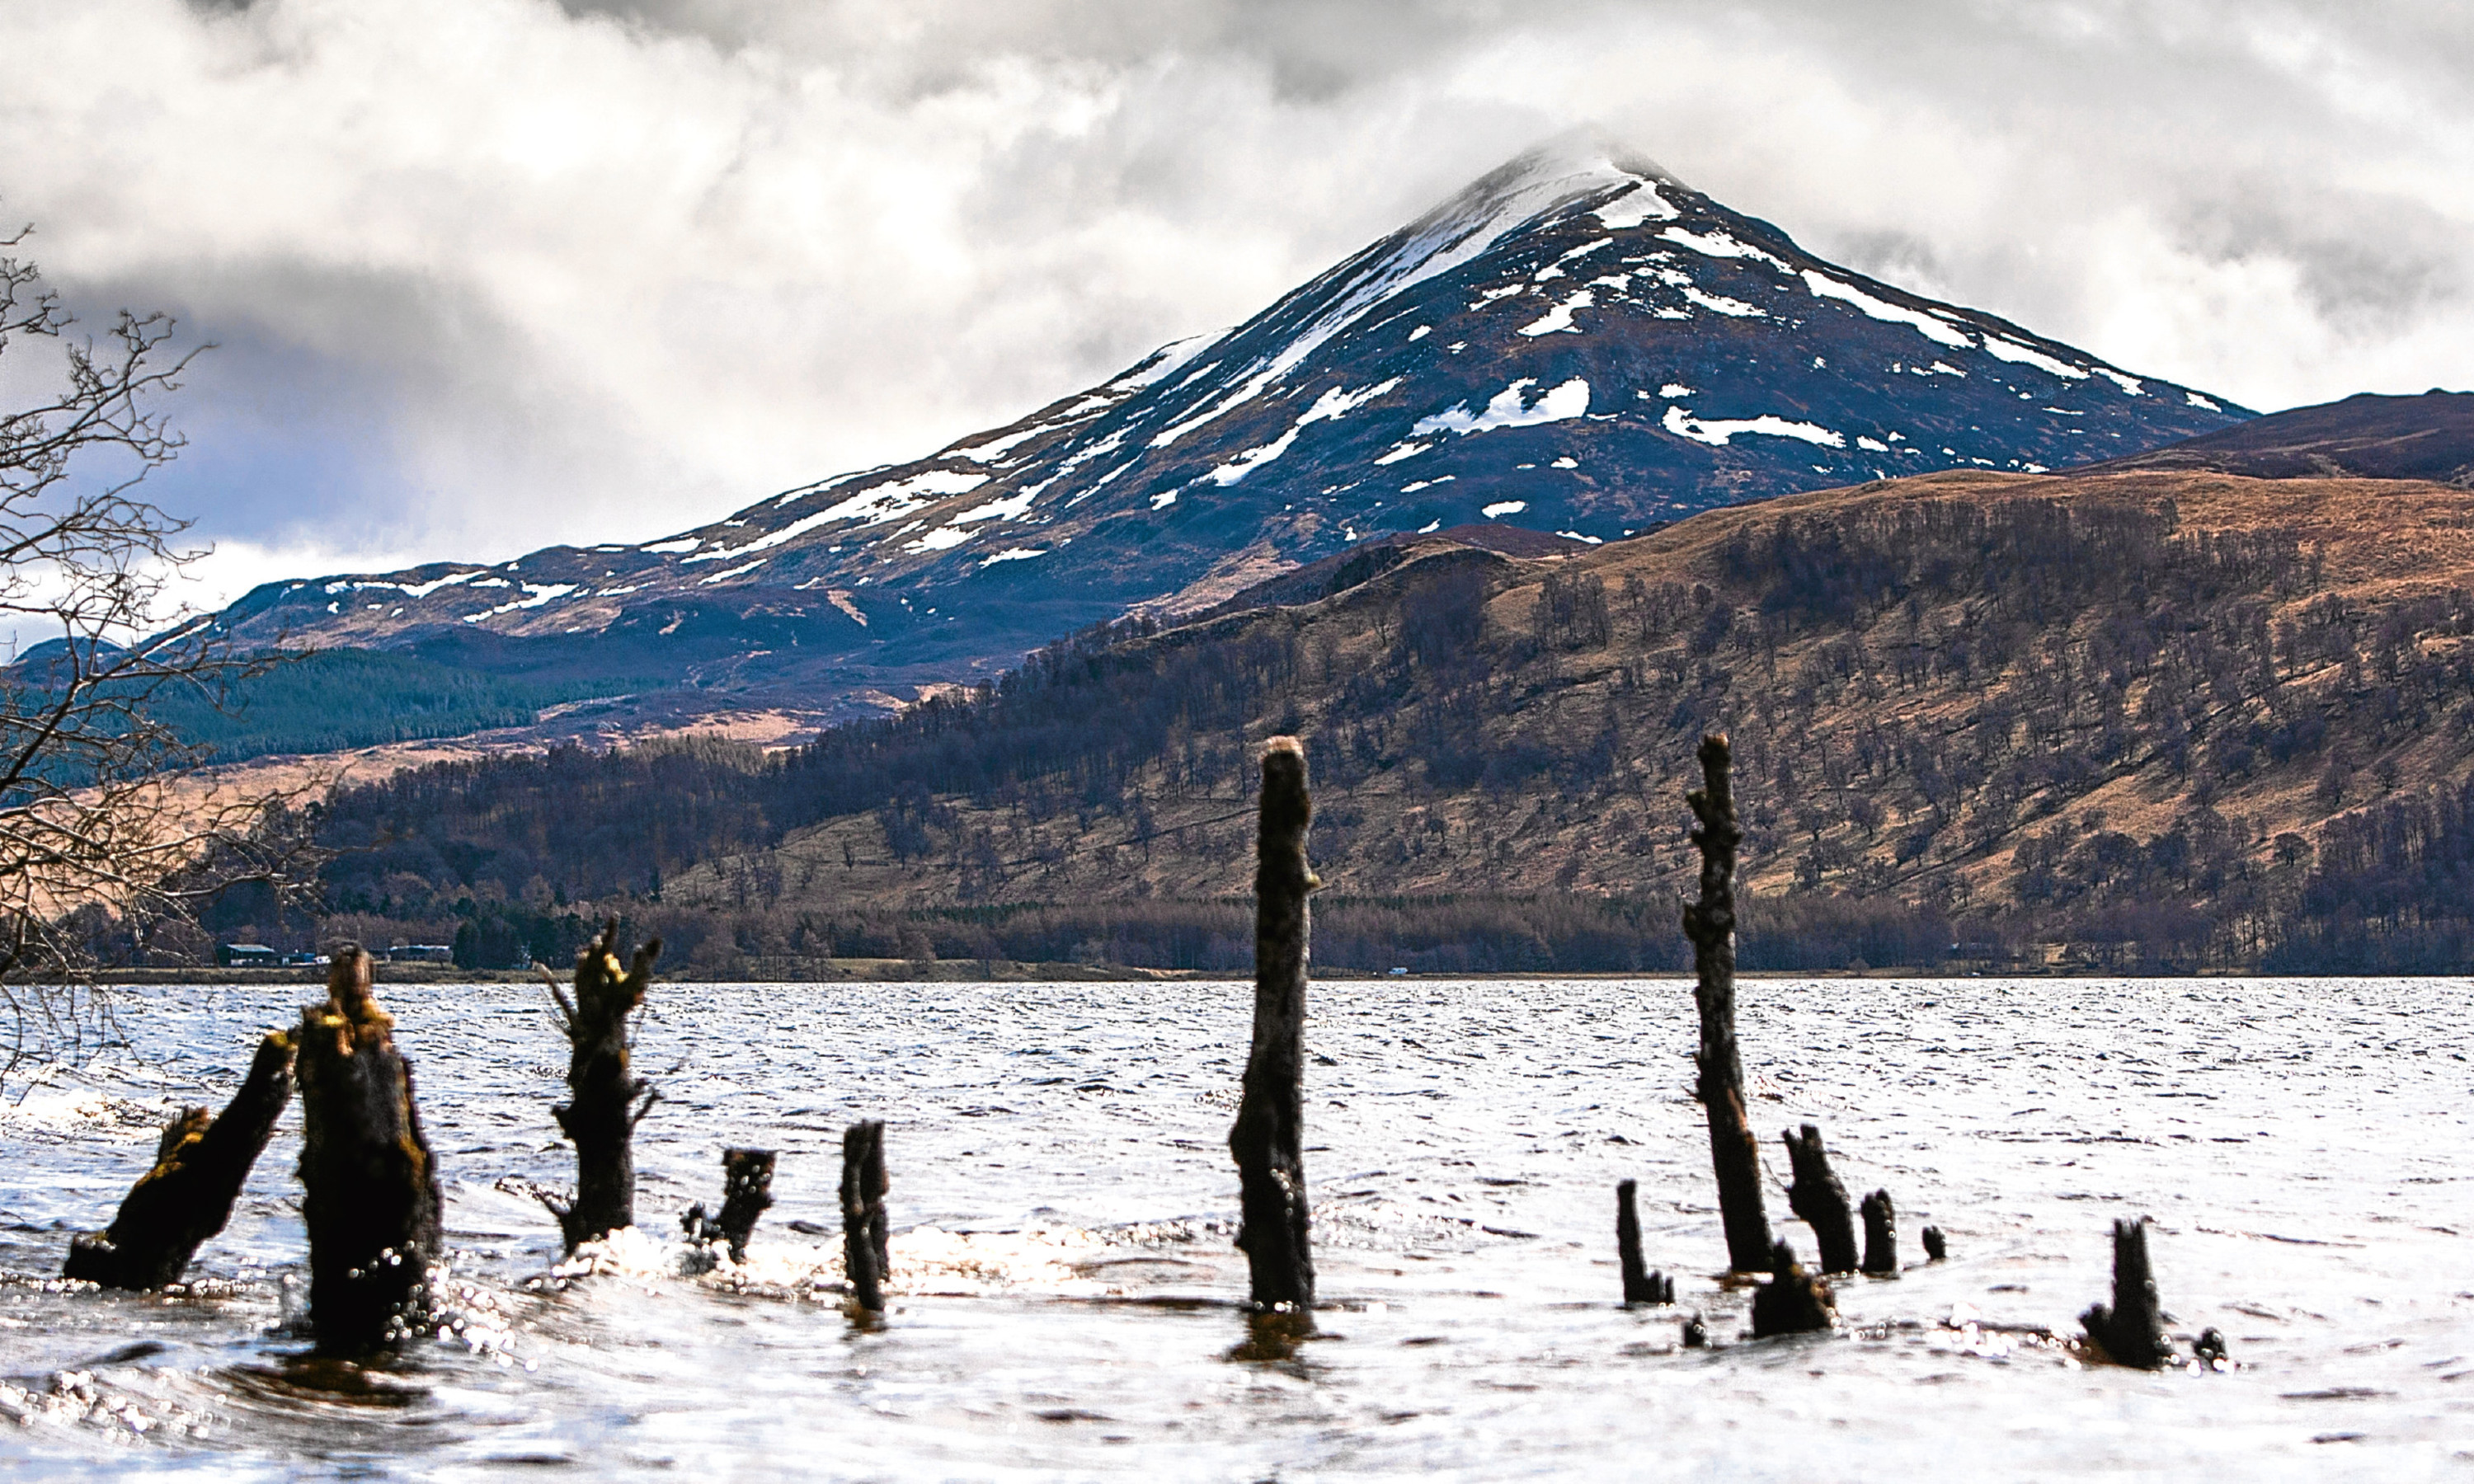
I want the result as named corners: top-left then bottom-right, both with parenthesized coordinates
top-left (1748, 1238), bottom-right (1834, 1339)
top-left (1860, 1188), bottom-right (1898, 1277)
top-left (1681, 734), bottom-right (1773, 1274)
top-left (1229, 735), bottom-right (1316, 1311)
top-left (841, 1124), bottom-right (888, 1311)
top-left (294, 947), bottom-right (444, 1350)
top-left (2080, 1216), bottom-right (2174, 1369)
top-left (542, 920), bottom-right (663, 1252)
top-left (64, 1031), bottom-right (296, 1289)
top-left (1781, 1124), bottom-right (1860, 1275)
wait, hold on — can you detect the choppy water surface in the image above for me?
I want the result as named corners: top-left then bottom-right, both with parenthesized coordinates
top-left (0, 976), bottom-right (2467, 1480)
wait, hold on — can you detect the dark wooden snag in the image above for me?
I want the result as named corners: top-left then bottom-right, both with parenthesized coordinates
top-left (1681, 735), bottom-right (1773, 1274)
top-left (1780, 1124), bottom-right (1860, 1275)
top-left (684, 1147), bottom-right (776, 1264)
top-left (1748, 1238), bottom-right (1834, 1338)
top-left (1229, 735), bottom-right (1316, 1311)
top-left (840, 1123), bottom-right (888, 1310)
top-left (1860, 1188), bottom-right (1898, 1276)
top-left (537, 921), bottom-right (662, 1252)
top-left (2080, 1216), bottom-right (2173, 1369)
top-left (1616, 1180), bottom-right (1674, 1305)
top-left (1921, 1225), bottom-right (1947, 1261)
top-left (294, 947), bottom-right (444, 1350)
top-left (64, 1031), bottom-right (296, 1289)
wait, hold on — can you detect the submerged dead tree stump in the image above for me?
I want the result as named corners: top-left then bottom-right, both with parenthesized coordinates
top-left (295, 948), bottom-right (444, 1350)
top-left (1781, 1124), bottom-right (1860, 1275)
top-left (1748, 1238), bottom-right (1834, 1338)
top-left (1229, 735), bottom-right (1316, 1311)
top-left (1681, 735), bottom-right (1773, 1274)
top-left (539, 922), bottom-right (662, 1252)
top-left (841, 1125), bottom-right (888, 1310)
top-left (1616, 1180), bottom-right (1674, 1305)
top-left (64, 1031), bottom-right (296, 1289)
top-left (681, 1148), bottom-right (775, 1267)
top-left (2081, 1216), bottom-right (2174, 1369)
top-left (1860, 1189), bottom-right (1898, 1276)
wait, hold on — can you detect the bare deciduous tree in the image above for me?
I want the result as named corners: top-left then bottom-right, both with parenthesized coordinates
top-left (0, 223), bottom-right (315, 1085)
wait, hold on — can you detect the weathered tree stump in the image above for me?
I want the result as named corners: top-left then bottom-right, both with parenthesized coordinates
top-left (840, 1124), bottom-right (888, 1310)
top-left (1229, 736), bottom-right (1316, 1311)
top-left (294, 948), bottom-right (444, 1350)
top-left (1860, 1188), bottom-right (1898, 1276)
top-left (537, 921), bottom-right (662, 1252)
top-left (1780, 1124), bottom-right (1860, 1275)
top-left (1682, 735), bottom-right (1774, 1274)
top-left (1748, 1238), bottom-right (1834, 1338)
top-left (64, 1031), bottom-right (296, 1289)
top-left (1616, 1179), bottom-right (1675, 1305)
top-left (683, 1147), bottom-right (776, 1265)
top-left (2080, 1216), bottom-right (2173, 1369)
top-left (1921, 1225), bottom-right (1947, 1261)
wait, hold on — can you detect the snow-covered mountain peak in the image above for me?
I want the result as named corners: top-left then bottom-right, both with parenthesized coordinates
top-left (211, 133), bottom-right (2251, 715)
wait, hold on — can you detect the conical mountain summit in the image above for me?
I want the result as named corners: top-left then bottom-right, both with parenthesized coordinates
top-left (214, 132), bottom-right (2248, 716)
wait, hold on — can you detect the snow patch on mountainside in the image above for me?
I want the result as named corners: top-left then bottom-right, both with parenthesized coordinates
top-left (1981, 336), bottom-right (2090, 380)
top-left (807, 467), bottom-right (992, 528)
top-left (1663, 405), bottom-right (1846, 448)
top-left (1413, 378), bottom-right (1592, 437)
top-left (1801, 271), bottom-right (1973, 349)
top-left (1593, 182), bottom-right (1676, 228)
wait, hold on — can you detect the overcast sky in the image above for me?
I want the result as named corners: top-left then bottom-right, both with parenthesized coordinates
top-left (2, 0), bottom-right (2468, 609)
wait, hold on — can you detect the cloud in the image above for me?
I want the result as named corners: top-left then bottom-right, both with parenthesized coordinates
top-left (2, 0), bottom-right (2468, 608)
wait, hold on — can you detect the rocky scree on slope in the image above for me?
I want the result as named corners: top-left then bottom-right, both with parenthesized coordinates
top-left (206, 132), bottom-right (2248, 720)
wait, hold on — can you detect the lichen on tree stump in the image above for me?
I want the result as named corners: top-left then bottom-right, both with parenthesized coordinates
top-left (295, 947), bottom-right (444, 1351)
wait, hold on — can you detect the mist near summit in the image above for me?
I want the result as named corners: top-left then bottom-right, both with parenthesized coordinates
top-left (2, 0), bottom-right (2467, 605)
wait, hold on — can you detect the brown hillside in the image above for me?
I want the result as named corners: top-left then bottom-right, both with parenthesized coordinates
top-left (649, 465), bottom-right (2474, 964)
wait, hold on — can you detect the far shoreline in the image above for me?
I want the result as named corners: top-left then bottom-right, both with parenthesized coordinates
top-left (48, 960), bottom-right (2429, 988)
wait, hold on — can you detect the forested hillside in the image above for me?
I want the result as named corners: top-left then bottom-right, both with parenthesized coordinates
top-left (190, 465), bottom-right (2474, 975)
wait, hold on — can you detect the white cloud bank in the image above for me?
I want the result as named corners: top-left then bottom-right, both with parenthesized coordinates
top-left (0, 0), bottom-right (2467, 608)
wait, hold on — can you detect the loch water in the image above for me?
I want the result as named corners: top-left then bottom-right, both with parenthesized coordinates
top-left (0, 975), bottom-right (2467, 1481)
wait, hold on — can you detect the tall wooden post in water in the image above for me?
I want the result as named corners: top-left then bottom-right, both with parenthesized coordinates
top-left (1682, 735), bottom-right (1774, 1273)
top-left (1230, 735), bottom-right (1316, 1310)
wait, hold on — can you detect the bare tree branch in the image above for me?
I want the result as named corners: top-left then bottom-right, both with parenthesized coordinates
top-left (0, 223), bottom-right (317, 1087)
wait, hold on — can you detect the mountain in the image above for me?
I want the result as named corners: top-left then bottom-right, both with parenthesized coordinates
top-left (2082, 388), bottom-right (2474, 485)
top-left (273, 458), bottom-right (2474, 976)
top-left (201, 131), bottom-right (2247, 736)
